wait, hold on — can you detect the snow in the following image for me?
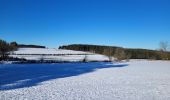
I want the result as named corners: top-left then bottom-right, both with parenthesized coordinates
top-left (11, 48), bottom-right (89, 55)
top-left (1, 60), bottom-right (170, 100)
top-left (10, 54), bottom-right (109, 62)
top-left (10, 48), bottom-right (109, 62)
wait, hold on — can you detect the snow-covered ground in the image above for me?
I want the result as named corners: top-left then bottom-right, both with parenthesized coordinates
top-left (10, 48), bottom-right (109, 62)
top-left (1, 60), bottom-right (170, 100)
top-left (11, 48), bottom-right (89, 55)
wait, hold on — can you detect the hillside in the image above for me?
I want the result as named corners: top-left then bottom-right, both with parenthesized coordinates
top-left (9, 48), bottom-right (110, 62)
top-left (59, 44), bottom-right (170, 60)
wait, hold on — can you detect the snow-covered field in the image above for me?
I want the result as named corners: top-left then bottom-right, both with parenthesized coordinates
top-left (11, 48), bottom-right (88, 55)
top-left (10, 48), bottom-right (109, 62)
top-left (0, 60), bottom-right (170, 100)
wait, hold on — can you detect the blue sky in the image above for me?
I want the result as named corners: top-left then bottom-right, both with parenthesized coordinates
top-left (0, 0), bottom-right (170, 49)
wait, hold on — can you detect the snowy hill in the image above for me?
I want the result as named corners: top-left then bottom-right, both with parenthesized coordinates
top-left (10, 48), bottom-right (110, 62)
top-left (11, 48), bottom-right (88, 55)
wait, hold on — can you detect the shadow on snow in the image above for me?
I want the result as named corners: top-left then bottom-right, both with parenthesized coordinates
top-left (0, 62), bottom-right (128, 90)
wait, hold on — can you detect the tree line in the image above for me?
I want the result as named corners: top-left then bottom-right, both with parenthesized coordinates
top-left (9, 42), bottom-right (46, 48)
top-left (59, 43), bottom-right (170, 61)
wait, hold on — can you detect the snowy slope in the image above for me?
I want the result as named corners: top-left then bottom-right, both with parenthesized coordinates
top-left (10, 48), bottom-right (109, 62)
top-left (1, 60), bottom-right (170, 100)
top-left (11, 48), bottom-right (89, 55)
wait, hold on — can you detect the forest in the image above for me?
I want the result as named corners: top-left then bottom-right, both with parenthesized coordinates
top-left (59, 44), bottom-right (170, 60)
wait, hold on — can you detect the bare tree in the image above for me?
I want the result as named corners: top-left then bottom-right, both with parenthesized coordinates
top-left (0, 39), bottom-right (17, 60)
top-left (39, 55), bottom-right (45, 63)
top-left (0, 39), bottom-right (11, 60)
top-left (103, 47), bottom-right (112, 61)
top-left (159, 41), bottom-right (169, 52)
top-left (126, 53), bottom-right (132, 61)
top-left (114, 48), bottom-right (126, 61)
top-left (82, 54), bottom-right (88, 62)
top-left (159, 41), bottom-right (170, 60)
